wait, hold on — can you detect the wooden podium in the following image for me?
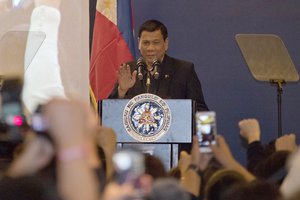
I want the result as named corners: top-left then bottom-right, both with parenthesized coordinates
top-left (100, 95), bottom-right (194, 169)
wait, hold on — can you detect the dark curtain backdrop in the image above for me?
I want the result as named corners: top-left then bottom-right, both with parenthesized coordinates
top-left (90, 0), bottom-right (300, 164)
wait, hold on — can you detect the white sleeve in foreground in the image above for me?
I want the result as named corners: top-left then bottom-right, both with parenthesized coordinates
top-left (22, 5), bottom-right (66, 113)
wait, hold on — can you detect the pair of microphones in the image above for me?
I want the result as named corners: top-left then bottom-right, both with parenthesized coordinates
top-left (137, 57), bottom-right (160, 81)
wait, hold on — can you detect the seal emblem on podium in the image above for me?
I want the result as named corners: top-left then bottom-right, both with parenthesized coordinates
top-left (123, 93), bottom-right (172, 142)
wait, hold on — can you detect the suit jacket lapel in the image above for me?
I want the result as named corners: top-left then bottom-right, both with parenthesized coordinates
top-left (156, 55), bottom-right (174, 98)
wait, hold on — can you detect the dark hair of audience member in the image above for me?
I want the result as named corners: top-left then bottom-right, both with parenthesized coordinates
top-left (205, 169), bottom-right (247, 200)
top-left (252, 151), bottom-right (289, 184)
top-left (146, 178), bottom-right (190, 200)
top-left (144, 153), bottom-right (167, 179)
top-left (221, 180), bottom-right (281, 200)
top-left (202, 158), bottom-right (223, 187)
top-left (0, 176), bottom-right (60, 200)
top-left (96, 146), bottom-right (108, 192)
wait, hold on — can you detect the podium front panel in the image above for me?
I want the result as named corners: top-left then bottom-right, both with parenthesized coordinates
top-left (101, 99), bottom-right (192, 143)
top-left (118, 143), bottom-right (172, 170)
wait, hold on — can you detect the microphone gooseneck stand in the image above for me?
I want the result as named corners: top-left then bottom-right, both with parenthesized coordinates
top-left (146, 71), bottom-right (151, 93)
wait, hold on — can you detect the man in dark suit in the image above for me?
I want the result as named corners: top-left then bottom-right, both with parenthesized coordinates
top-left (109, 19), bottom-right (208, 111)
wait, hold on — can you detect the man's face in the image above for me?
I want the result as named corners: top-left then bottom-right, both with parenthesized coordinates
top-left (138, 29), bottom-right (168, 67)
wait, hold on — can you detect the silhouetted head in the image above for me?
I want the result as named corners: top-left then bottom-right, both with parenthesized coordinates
top-left (205, 169), bottom-right (247, 200)
top-left (221, 180), bottom-right (281, 200)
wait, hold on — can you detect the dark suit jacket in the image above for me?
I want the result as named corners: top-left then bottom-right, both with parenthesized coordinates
top-left (109, 54), bottom-right (208, 111)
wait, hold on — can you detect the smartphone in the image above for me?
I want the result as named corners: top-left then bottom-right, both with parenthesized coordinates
top-left (112, 149), bottom-right (145, 185)
top-left (0, 77), bottom-right (24, 141)
top-left (195, 111), bottom-right (217, 153)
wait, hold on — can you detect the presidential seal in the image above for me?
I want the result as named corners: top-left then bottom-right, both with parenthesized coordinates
top-left (123, 93), bottom-right (172, 142)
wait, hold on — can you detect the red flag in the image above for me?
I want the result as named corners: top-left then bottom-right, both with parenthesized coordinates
top-left (90, 0), bottom-right (135, 107)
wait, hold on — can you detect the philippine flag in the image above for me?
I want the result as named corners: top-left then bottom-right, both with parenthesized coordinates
top-left (90, 0), bottom-right (135, 107)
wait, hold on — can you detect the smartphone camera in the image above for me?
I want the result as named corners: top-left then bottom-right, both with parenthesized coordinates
top-left (195, 111), bottom-right (217, 153)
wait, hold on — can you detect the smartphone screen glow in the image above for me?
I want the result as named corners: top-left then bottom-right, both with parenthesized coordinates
top-left (12, 0), bottom-right (22, 8)
top-left (196, 111), bottom-right (217, 152)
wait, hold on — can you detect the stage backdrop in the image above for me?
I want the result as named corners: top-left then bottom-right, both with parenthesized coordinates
top-left (90, 0), bottom-right (300, 164)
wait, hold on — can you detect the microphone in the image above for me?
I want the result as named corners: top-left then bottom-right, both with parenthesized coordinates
top-left (136, 57), bottom-right (145, 81)
top-left (152, 58), bottom-right (160, 79)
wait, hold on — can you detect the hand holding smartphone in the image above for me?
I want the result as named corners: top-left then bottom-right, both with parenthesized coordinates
top-left (195, 111), bottom-right (217, 153)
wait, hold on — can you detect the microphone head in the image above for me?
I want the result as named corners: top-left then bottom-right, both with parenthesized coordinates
top-left (137, 57), bottom-right (145, 68)
top-left (152, 58), bottom-right (160, 79)
top-left (152, 58), bottom-right (161, 67)
top-left (136, 57), bottom-right (145, 80)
